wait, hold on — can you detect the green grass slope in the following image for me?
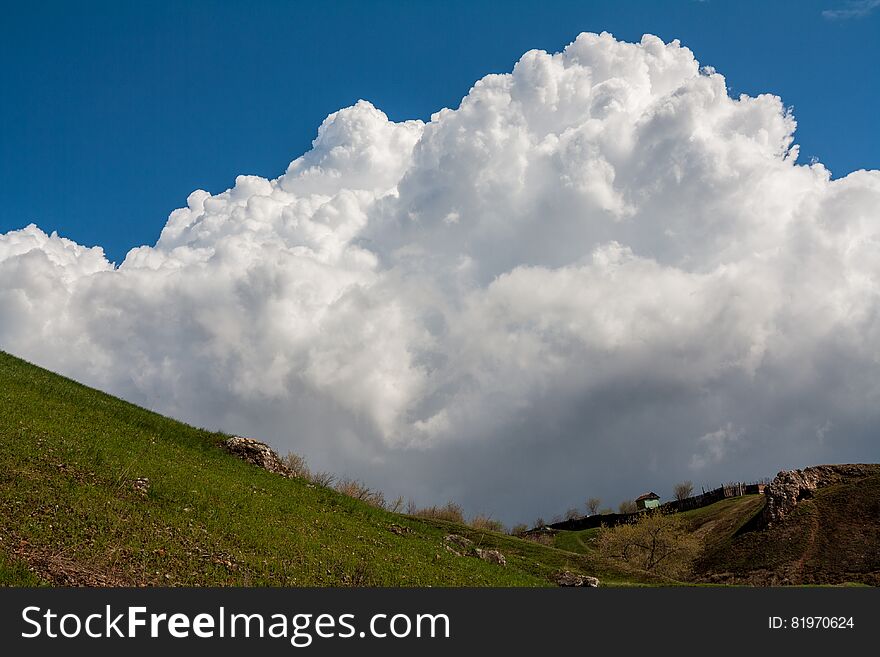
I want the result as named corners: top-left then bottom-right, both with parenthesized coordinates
top-left (0, 351), bottom-right (657, 587)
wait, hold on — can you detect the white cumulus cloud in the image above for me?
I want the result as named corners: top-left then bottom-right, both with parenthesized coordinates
top-left (2, 33), bottom-right (879, 522)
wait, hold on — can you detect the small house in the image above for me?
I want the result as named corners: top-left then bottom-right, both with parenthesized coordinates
top-left (635, 492), bottom-right (661, 510)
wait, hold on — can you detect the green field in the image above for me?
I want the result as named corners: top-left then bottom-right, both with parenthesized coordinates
top-left (0, 350), bottom-right (661, 587)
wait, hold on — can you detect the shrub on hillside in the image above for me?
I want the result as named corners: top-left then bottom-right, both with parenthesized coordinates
top-left (409, 501), bottom-right (465, 523)
top-left (523, 532), bottom-right (553, 546)
top-left (309, 471), bottom-right (337, 488)
top-left (282, 452), bottom-right (312, 480)
top-left (282, 451), bottom-right (336, 489)
top-left (470, 515), bottom-right (505, 533)
top-left (335, 478), bottom-right (387, 510)
top-left (597, 512), bottom-right (702, 579)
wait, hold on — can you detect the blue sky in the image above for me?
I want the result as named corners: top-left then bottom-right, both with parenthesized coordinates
top-left (2, 0), bottom-right (878, 264)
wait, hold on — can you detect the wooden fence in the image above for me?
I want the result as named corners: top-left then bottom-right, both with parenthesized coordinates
top-left (533, 481), bottom-right (767, 533)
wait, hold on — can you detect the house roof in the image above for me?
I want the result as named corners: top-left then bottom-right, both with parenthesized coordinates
top-left (635, 492), bottom-right (660, 501)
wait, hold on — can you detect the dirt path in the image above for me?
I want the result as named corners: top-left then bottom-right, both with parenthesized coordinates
top-left (791, 507), bottom-right (821, 580)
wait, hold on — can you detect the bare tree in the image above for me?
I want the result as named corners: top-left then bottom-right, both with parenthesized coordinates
top-left (618, 499), bottom-right (638, 514)
top-left (565, 507), bottom-right (580, 521)
top-left (586, 497), bottom-right (602, 515)
top-left (674, 480), bottom-right (694, 501)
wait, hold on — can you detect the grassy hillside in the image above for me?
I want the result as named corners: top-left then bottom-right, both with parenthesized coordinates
top-left (550, 495), bottom-right (765, 558)
top-left (695, 471), bottom-right (880, 586)
top-left (548, 485), bottom-right (879, 586)
top-left (4, 350), bottom-right (875, 587)
top-left (0, 350), bottom-right (660, 587)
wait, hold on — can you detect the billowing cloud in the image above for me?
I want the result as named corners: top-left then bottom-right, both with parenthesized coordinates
top-left (2, 33), bottom-right (879, 523)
